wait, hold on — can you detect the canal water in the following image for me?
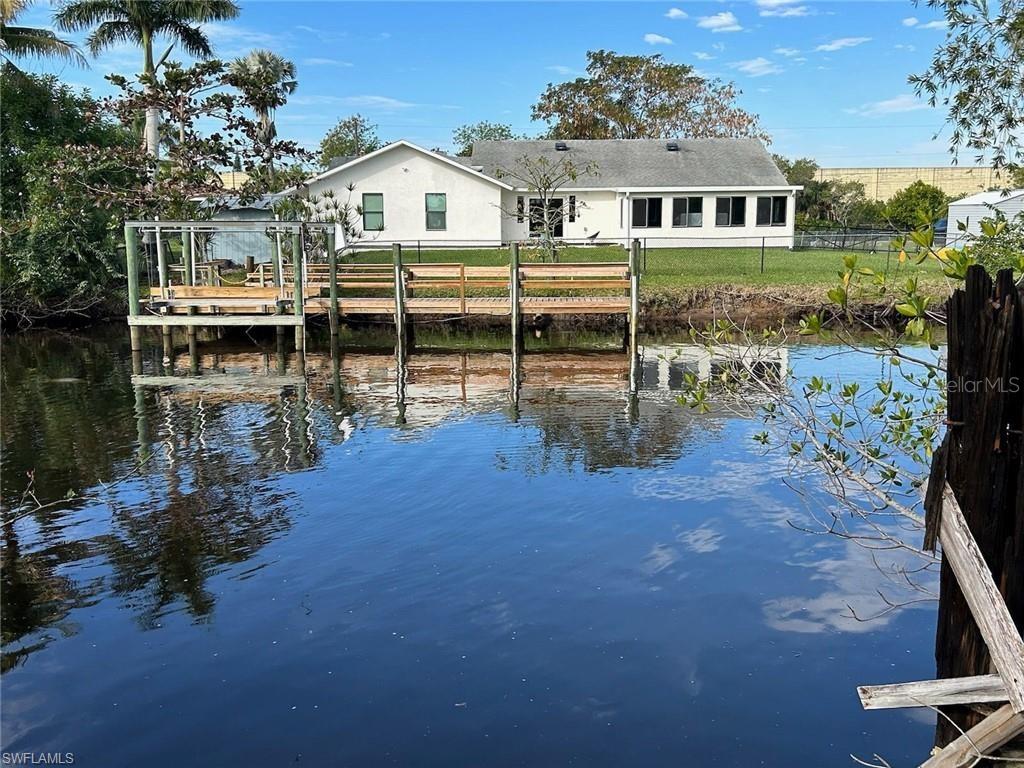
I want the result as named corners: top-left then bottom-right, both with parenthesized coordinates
top-left (1, 325), bottom-right (937, 767)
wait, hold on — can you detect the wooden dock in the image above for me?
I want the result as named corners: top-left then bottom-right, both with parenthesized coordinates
top-left (123, 220), bottom-right (641, 356)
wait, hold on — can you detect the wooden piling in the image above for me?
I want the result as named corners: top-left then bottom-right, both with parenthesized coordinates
top-left (327, 228), bottom-right (339, 336)
top-left (628, 238), bottom-right (641, 367)
top-left (510, 242), bottom-right (523, 352)
top-left (393, 243), bottom-right (406, 344)
top-left (181, 228), bottom-right (197, 342)
top-left (292, 232), bottom-right (304, 351)
top-left (124, 224), bottom-right (143, 353)
top-left (923, 266), bottom-right (1024, 747)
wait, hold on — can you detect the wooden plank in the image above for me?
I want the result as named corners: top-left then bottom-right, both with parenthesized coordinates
top-left (128, 315), bottom-right (302, 327)
top-left (939, 483), bottom-right (1024, 712)
top-left (522, 279), bottom-right (630, 290)
top-left (132, 374), bottom-right (305, 389)
top-left (858, 675), bottom-right (1007, 710)
top-left (920, 704), bottom-right (1024, 768)
top-left (171, 286), bottom-right (281, 298)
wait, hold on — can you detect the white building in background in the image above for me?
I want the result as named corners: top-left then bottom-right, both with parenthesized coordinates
top-left (946, 189), bottom-right (1024, 245)
top-left (298, 138), bottom-right (801, 249)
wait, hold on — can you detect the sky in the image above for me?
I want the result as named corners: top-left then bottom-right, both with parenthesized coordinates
top-left (18, 0), bottom-right (964, 168)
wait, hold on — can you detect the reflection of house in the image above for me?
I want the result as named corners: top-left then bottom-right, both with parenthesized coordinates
top-left (640, 345), bottom-right (789, 392)
top-left (297, 139), bottom-right (800, 249)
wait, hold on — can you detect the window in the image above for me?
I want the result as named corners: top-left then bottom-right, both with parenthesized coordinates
top-left (516, 196), bottom-right (525, 223)
top-left (568, 195), bottom-right (577, 223)
top-left (715, 196), bottom-right (746, 227)
top-left (529, 198), bottom-right (564, 237)
top-left (672, 197), bottom-right (703, 227)
top-left (362, 193), bottom-right (384, 231)
top-left (755, 195), bottom-right (787, 226)
top-left (425, 193), bottom-right (446, 230)
top-left (631, 197), bottom-right (662, 228)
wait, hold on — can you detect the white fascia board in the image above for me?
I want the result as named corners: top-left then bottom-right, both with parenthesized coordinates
top-left (302, 140), bottom-right (513, 190)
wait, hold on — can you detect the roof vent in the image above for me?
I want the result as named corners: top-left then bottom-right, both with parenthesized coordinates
top-left (554, 141), bottom-right (569, 151)
top-left (666, 141), bottom-right (679, 151)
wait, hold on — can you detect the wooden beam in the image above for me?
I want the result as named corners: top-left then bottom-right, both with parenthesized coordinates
top-left (920, 704), bottom-right (1024, 768)
top-left (128, 315), bottom-right (302, 327)
top-left (858, 675), bottom-right (1007, 710)
top-left (939, 483), bottom-right (1024, 713)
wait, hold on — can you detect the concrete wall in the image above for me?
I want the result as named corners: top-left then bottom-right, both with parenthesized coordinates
top-left (815, 166), bottom-right (1004, 201)
top-left (304, 144), bottom-right (505, 246)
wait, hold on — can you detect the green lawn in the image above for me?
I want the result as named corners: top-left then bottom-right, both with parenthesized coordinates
top-left (345, 244), bottom-right (952, 293)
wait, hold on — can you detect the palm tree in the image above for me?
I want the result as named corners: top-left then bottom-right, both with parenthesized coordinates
top-left (1, 0), bottom-right (86, 70)
top-left (226, 49), bottom-right (297, 182)
top-left (54, 0), bottom-right (239, 162)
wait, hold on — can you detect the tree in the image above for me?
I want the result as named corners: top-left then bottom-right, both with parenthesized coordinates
top-left (884, 180), bottom-right (949, 230)
top-left (493, 154), bottom-right (597, 262)
top-left (452, 121), bottom-right (517, 156)
top-left (54, 0), bottom-right (239, 165)
top-left (773, 155), bottom-right (819, 187)
top-left (225, 49), bottom-right (297, 182)
top-left (318, 114), bottom-right (381, 168)
top-left (909, 0), bottom-right (1024, 173)
top-left (0, 70), bottom-right (136, 323)
top-left (1, 0), bottom-right (85, 70)
top-left (532, 50), bottom-right (768, 142)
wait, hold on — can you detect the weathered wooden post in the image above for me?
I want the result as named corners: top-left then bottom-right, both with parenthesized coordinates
top-left (181, 227), bottom-right (197, 344)
top-left (393, 243), bottom-right (406, 344)
top-left (124, 223), bottom-right (144, 356)
top-left (923, 266), bottom-right (1024, 747)
top-left (245, 254), bottom-right (255, 274)
top-left (154, 220), bottom-right (172, 359)
top-left (292, 231), bottom-right (304, 352)
top-left (510, 242), bottom-right (523, 353)
top-left (327, 228), bottom-right (339, 336)
top-left (628, 238), bottom-right (641, 371)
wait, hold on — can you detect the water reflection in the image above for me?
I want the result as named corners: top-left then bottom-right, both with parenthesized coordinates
top-left (0, 328), bottom-right (935, 766)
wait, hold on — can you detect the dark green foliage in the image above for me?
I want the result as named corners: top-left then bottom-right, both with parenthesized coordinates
top-left (884, 181), bottom-right (950, 230)
top-left (1, 67), bottom-right (136, 323)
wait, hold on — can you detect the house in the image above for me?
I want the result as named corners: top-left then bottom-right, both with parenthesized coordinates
top-left (946, 189), bottom-right (1024, 246)
top-left (298, 138), bottom-right (801, 249)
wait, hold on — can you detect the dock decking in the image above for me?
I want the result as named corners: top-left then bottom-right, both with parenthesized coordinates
top-left (123, 220), bottom-right (642, 352)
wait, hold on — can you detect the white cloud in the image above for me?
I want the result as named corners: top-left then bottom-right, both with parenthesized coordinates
top-left (692, 51), bottom-right (715, 61)
top-left (546, 65), bottom-right (580, 76)
top-left (730, 57), bottom-right (784, 76)
top-left (764, 6), bottom-right (810, 17)
top-left (302, 58), bottom-right (352, 67)
top-left (894, 43), bottom-right (917, 52)
top-left (644, 33), bottom-right (674, 45)
top-left (292, 94), bottom-right (418, 110)
top-left (814, 36), bottom-right (871, 52)
top-left (846, 93), bottom-right (929, 117)
top-left (902, 16), bottom-right (919, 26)
top-left (665, 7), bottom-right (688, 19)
top-left (698, 12), bottom-right (743, 33)
top-left (919, 19), bottom-right (947, 29)
top-left (756, 0), bottom-right (811, 17)
top-left (773, 47), bottom-right (800, 56)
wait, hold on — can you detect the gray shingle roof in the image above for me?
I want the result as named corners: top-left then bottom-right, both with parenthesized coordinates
top-left (468, 138), bottom-right (788, 189)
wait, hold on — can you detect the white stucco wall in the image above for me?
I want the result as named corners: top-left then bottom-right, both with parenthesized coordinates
top-left (501, 189), bottom-right (796, 248)
top-left (303, 144), bottom-right (505, 247)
